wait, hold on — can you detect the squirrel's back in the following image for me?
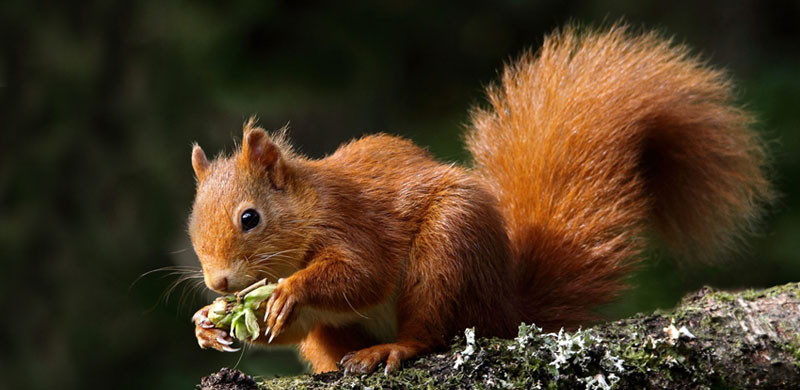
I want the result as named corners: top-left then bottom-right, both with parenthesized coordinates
top-left (466, 24), bottom-right (774, 330)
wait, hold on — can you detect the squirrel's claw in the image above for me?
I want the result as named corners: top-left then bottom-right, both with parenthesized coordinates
top-left (340, 352), bottom-right (356, 376)
top-left (194, 304), bottom-right (238, 352)
top-left (199, 320), bottom-right (215, 329)
top-left (191, 309), bottom-right (206, 324)
top-left (339, 344), bottom-right (409, 375)
top-left (264, 279), bottom-right (298, 342)
top-left (216, 335), bottom-right (234, 346)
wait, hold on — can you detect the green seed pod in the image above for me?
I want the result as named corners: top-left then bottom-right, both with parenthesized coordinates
top-left (230, 311), bottom-right (249, 341)
top-left (208, 299), bottom-right (229, 325)
top-left (244, 308), bottom-right (259, 340)
top-left (244, 285), bottom-right (276, 308)
top-left (204, 280), bottom-right (278, 343)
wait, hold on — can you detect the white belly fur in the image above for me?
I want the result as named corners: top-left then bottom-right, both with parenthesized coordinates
top-left (295, 293), bottom-right (399, 344)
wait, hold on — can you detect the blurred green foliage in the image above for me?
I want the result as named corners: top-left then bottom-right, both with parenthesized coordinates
top-left (1, 1), bottom-right (798, 389)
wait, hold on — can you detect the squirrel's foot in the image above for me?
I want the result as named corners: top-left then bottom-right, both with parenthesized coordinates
top-left (192, 306), bottom-right (239, 352)
top-left (339, 342), bottom-right (420, 375)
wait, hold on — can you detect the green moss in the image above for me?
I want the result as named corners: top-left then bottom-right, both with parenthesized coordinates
top-left (781, 335), bottom-right (800, 369)
top-left (249, 283), bottom-right (800, 389)
top-left (735, 282), bottom-right (800, 302)
top-left (711, 290), bottom-right (738, 303)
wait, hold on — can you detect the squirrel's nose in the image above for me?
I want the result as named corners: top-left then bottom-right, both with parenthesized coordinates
top-left (208, 276), bottom-right (229, 293)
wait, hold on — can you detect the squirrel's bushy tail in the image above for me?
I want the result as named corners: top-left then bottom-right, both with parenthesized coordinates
top-left (465, 25), bottom-right (773, 330)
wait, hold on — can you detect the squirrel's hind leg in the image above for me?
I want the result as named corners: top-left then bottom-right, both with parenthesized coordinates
top-left (299, 324), bottom-right (374, 373)
top-left (337, 185), bottom-right (518, 375)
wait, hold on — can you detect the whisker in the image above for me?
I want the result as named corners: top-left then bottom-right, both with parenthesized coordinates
top-left (162, 272), bottom-right (204, 307)
top-left (343, 292), bottom-right (371, 319)
top-left (250, 249), bottom-right (304, 267)
top-left (258, 269), bottom-right (280, 282)
top-left (130, 265), bottom-right (202, 290)
top-left (135, 264), bottom-right (207, 315)
top-left (252, 257), bottom-right (298, 268)
top-left (253, 251), bottom-right (302, 261)
top-left (250, 257), bottom-right (299, 269)
top-left (177, 278), bottom-right (213, 314)
top-left (260, 248), bottom-right (304, 257)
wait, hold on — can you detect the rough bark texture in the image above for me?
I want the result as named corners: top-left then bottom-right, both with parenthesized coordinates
top-left (199, 283), bottom-right (800, 389)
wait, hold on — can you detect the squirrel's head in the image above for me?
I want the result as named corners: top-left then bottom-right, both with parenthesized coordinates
top-left (188, 119), bottom-right (314, 294)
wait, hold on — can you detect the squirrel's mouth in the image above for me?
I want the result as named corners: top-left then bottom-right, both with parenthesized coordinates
top-left (202, 266), bottom-right (254, 295)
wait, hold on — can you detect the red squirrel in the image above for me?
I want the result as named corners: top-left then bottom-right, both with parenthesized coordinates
top-left (188, 25), bottom-right (773, 374)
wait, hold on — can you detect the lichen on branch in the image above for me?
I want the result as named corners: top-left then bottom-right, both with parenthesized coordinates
top-left (200, 282), bottom-right (800, 389)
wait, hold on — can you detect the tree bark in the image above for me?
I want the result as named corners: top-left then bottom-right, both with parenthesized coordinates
top-left (200, 283), bottom-right (800, 389)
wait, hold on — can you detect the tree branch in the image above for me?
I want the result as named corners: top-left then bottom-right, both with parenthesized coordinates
top-left (200, 283), bottom-right (800, 389)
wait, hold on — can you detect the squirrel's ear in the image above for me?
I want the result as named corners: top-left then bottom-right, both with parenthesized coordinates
top-left (241, 127), bottom-right (280, 170)
top-left (240, 118), bottom-right (287, 188)
top-left (192, 144), bottom-right (210, 181)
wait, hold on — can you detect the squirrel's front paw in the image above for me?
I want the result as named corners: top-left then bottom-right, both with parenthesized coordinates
top-left (192, 306), bottom-right (239, 352)
top-left (264, 278), bottom-right (300, 342)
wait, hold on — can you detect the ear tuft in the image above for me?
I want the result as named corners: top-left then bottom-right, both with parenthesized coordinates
top-left (241, 123), bottom-right (280, 170)
top-left (192, 144), bottom-right (210, 181)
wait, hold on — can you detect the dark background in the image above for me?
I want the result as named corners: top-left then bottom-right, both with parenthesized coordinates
top-left (2, 1), bottom-right (799, 389)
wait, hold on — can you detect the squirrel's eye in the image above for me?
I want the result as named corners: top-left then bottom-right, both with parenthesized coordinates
top-left (240, 209), bottom-right (260, 232)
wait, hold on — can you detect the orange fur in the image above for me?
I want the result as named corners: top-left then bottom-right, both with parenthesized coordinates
top-left (189, 25), bottom-right (772, 374)
top-left (466, 24), bottom-right (773, 330)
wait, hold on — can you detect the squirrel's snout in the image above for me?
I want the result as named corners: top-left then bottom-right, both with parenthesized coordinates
top-left (203, 266), bottom-right (252, 294)
top-left (206, 275), bottom-right (229, 294)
